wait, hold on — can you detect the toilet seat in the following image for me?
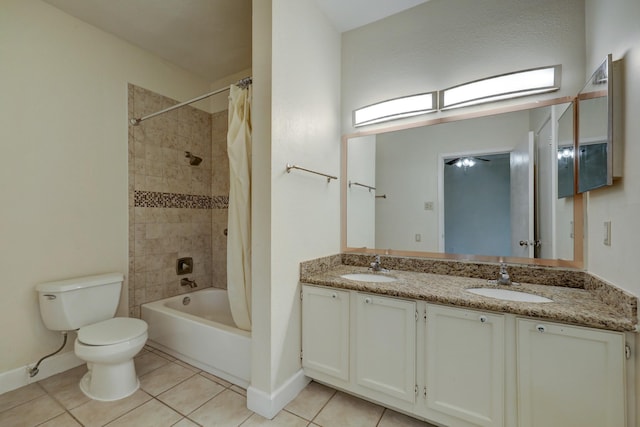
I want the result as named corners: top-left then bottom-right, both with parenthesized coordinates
top-left (78, 317), bottom-right (147, 346)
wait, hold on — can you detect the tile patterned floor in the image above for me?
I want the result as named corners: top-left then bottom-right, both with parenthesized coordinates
top-left (0, 344), bottom-right (436, 426)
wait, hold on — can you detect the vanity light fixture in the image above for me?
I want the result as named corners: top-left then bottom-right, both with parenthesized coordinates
top-left (439, 65), bottom-right (561, 111)
top-left (353, 92), bottom-right (437, 127)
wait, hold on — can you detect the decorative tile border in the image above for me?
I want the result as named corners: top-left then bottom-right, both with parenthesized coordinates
top-left (134, 190), bottom-right (228, 209)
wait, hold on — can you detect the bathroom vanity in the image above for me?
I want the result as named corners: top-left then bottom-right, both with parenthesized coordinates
top-left (300, 256), bottom-right (637, 427)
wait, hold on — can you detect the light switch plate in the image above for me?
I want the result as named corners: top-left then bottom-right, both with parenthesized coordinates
top-left (603, 221), bottom-right (611, 246)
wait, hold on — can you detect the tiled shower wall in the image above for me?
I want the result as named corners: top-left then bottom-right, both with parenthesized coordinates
top-left (128, 84), bottom-right (229, 317)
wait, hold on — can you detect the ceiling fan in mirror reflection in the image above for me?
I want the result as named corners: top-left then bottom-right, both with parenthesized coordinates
top-left (445, 156), bottom-right (490, 168)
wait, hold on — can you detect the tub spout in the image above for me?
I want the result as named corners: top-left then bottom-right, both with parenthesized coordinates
top-left (180, 278), bottom-right (198, 289)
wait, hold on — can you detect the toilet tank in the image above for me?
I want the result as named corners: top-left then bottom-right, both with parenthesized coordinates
top-left (36, 273), bottom-right (124, 331)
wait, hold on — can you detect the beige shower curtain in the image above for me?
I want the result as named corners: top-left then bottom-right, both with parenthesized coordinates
top-left (227, 83), bottom-right (252, 331)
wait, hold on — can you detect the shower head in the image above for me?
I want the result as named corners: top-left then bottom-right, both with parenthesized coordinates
top-left (185, 151), bottom-right (202, 166)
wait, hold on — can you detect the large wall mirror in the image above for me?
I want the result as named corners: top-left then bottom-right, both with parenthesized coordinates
top-left (342, 97), bottom-right (584, 268)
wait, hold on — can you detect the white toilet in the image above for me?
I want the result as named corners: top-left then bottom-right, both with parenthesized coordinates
top-left (36, 273), bottom-right (148, 401)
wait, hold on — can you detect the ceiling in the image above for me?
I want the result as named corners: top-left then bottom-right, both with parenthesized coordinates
top-left (314, 0), bottom-right (429, 32)
top-left (43, 0), bottom-right (429, 82)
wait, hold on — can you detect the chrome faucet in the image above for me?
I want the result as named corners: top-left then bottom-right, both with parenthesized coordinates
top-left (496, 262), bottom-right (512, 286)
top-left (180, 278), bottom-right (198, 289)
top-left (370, 255), bottom-right (388, 272)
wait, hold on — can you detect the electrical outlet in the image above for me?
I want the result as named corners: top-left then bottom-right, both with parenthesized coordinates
top-left (603, 221), bottom-right (611, 246)
top-left (424, 201), bottom-right (434, 211)
top-left (415, 233), bottom-right (422, 242)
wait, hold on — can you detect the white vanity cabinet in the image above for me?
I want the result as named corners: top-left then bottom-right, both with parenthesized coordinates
top-left (301, 284), bottom-right (631, 427)
top-left (301, 286), bottom-right (350, 382)
top-left (423, 304), bottom-right (505, 427)
top-left (353, 293), bottom-right (416, 404)
top-left (516, 318), bottom-right (626, 427)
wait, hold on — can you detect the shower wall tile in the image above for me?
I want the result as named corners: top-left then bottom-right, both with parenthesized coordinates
top-left (211, 209), bottom-right (228, 289)
top-left (211, 111), bottom-right (230, 196)
top-left (128, 84), bottom-right (229, 316)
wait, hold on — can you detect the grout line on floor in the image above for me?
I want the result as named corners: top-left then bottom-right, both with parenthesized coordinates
top-left (307, 385), bottom-right (338, 425)
top-left (375, 408), bottom-right (387, 426)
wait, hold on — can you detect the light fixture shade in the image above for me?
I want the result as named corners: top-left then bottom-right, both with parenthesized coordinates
top-left (353, 92), bottom-right (437, 127)
top-left (440, 65), bottom-right (561, 110)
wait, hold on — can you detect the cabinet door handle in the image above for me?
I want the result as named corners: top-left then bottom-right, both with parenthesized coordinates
top-left (479, 315), bottom-right (487, 323)
top-left (536, 324), bottom-right (546, 333)
top-left (364, 297), bottom-right (372, 304)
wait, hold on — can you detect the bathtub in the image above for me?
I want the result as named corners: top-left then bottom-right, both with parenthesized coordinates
top-left (141, 288), bottom-right (251, 388)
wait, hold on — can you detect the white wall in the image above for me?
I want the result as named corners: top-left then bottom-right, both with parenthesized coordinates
top-left (341, 0), bottom-right (586, 134)
top-left (0, 0), bottom-right (212, 375)
top-left (249, 0), bottom-right (273, 401)
top-left (250, 0), bottom-right (341, 406)
top-left (584, 0), bottom-right (640, 420)
top-left (584, 0), bottom-right (640, 297)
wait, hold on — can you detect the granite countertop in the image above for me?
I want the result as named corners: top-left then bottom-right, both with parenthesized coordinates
top-left (301, 264), bottom-right (636, 332)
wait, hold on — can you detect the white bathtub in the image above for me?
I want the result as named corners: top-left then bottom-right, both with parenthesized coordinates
top-left (141, 288), bottom-right (251, 388)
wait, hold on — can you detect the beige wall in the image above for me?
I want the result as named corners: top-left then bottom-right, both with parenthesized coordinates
top-left (0, 0), bottom-right (212, 373)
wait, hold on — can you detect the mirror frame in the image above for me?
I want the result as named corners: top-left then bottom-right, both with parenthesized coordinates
top-left (341, 96), bottom-right (584, 268)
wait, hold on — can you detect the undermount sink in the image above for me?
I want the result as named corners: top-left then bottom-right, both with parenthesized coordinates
top-left (341, 273), bottom-right (397, 283)
top-left (466, 287), bottom-right (553, 303)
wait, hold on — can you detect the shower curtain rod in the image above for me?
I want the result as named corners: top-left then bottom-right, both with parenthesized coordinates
top-left (129, 76), bottom-right (252, 126)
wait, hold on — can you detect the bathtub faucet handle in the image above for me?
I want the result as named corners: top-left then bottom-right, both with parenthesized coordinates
top-left (180, 278), bottom-right (198, 289)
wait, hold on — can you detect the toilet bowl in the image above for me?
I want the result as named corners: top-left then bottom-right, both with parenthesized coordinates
top-left (36, 273), bottom-right (148, 402)
top-left (74, 317), bottom-right (148, 401)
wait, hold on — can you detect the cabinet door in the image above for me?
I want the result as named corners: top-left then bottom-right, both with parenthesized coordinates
top-left (425, 304), bottom-right (505, 427)
top-left (301, 285), bottom-right (350, 381)
top-left (517, 319), bottom-right (625, 427)
top-left (354, 293), bottom-right (416, 403)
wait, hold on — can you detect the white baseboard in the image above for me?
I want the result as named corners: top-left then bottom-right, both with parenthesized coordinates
top-left (0, 350), bottom-right (83, 395)
top-left (247, 369), bottom-right (311, 419)
top-left (146, 340), bottom-right (249, 389)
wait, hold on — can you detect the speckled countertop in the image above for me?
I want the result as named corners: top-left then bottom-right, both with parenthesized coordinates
top-left (301, 263), bottom-right (637, 333)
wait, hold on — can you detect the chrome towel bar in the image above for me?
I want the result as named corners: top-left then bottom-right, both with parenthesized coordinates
top-left (286, 164), bottom-right (337, 183)
top-left (348, 181), bottom-right (376, 192)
